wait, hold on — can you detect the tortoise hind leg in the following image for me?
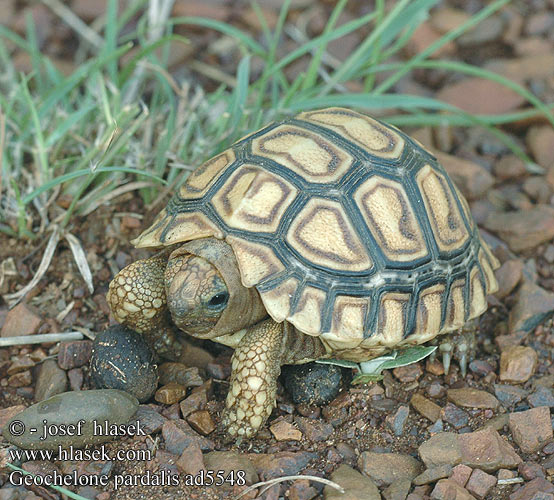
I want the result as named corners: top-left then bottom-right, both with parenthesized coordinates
top-left (430, 321), bottom-right (477, 377)
top-left (106, 250), bottom-right (185, 360)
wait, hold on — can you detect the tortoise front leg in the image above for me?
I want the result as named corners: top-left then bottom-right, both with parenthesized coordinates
top-left (106, 250), bottom-right (185, 361)
top-left (222, 319), bottom-right (284, 437)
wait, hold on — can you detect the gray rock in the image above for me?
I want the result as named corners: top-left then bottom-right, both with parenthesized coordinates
top-left (325, 464), bottom-right (380, 500)
top-left (34, 359), bottom-right (68, 402)
top-left (358, 452), bottom-right (423, 487)
top-left (3, 390), bottom-right (138, 450)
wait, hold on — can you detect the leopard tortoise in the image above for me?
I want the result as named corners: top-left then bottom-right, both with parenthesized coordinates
top-left (107, 107), bottom-right (499, 437)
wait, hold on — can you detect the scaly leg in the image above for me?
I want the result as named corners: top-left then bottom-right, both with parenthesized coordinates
top-left (430, 322), bottom-right (477, 377)
top-left (106, 250), bottom-right (185, 361)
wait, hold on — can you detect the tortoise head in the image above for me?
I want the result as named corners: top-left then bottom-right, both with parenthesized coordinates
top-left (164, 238), bottom-right (267, 340)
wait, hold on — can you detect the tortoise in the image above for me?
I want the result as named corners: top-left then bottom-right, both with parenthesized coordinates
top-left (107, 107), bottom-right (499, 437)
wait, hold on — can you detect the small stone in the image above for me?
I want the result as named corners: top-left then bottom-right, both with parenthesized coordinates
top-left (468, 360), bottom-right (494, 377)
top-left (289, 478), bottom-right (318, 500)
top-left (426, 359), bottom-right (445, 376)
top-left (458, 428), bottom-right (522, 472)
top-left (179, 391), bottom-right (207, 418)
top-left (493, 155), bottom-right (527, 181)
top-left (500, 346), bottom-right (538, 383)
top-left (525, 12), bottom-right (554, 36)
top-left (457, 14), bottom-right (505, 46)
top-left (451, 464), bottom-right (473, 487)
top-left (441, 403), bottom-right (469, 429)
top-left (419, 432), bottom-right (462, 468)
top-left (411, 393), bottom-right (442, 422)
top-left (494, 384), bottom-right (528, 407)
top-left (494, 260), bottom-right (524, 299)
top-left (358, 452), bottom-right (423, 487)
top-left (270, 420), bottom-right (302, 441)
top-left (325, 464), bottom-right (380, 500)
top-left (484, 206), bottom-right (554, 252)
top-left (431, 479), bottom-right (477, 499)
top-left (386, 405), bottom-right (410, 437)
top-left (431, 7), bottom-right (470, 33)
top-left (295, 416), bottom-right (333, 442)
top-left (7, 355), bottom-right (35, 375)
top-left (509, 478), bottom-right (554, 500)
top-left (509, 407), bottom-right (553, 453)
top-left (8, 370), bottom-right (32, 387)
top-left (447, 388), bottom-right (500, 410)
top-left (523, 176), bottom-right (552, 204)
top-left (528, 386), bottom-right (554, 408)
top-left (67, 368), bottom-right (83, 391)
top-left (465, 469), bottom-right (496, 499)
top-left (158, 362), bottom-right (203, 388)
top-left (134, 405), bottom-right (166, 434)
top-left (382, 479), bottom-right (412, 500)
top-left (427, 382), bottom-right (447, 399)
top-left (0, 303), bottom-right (42, 337)
top-left (486, 53), bottom-right (554, 81)
top-left (519, 462), bottom-right (546, 481)
top-left (413, 464), bottom-right (453, 485)
top-left (526, 126), bottom-right (554, 169)
top-left (435, 152), bottom-right (494, 201)
top-left (34, 359), bottom-right (67, 402)
top-left (248, 451), bottom-right (316, 481)
top-left (508, 282), bottom-right (554, 335)
top-left (392, 363), bottom-right (422, 383)
top-left (436, 78), bottom-right (525, 115)
top-left (497, 469), bottom-right (515, 481)
top-left (162, 419), bottom-right (214, 454)
top-left (155, 383), bottom-right (188, 405)
top-left (429, 419), bottom-right (444, 434)
top-left (186, 410), bottom-right (215, 436)
top-left (57, 341), bottom-right (92, 369)
top-left (205, 360), bottom-right (230, 380)
top-left (176, 443), bottom-right (204, 476)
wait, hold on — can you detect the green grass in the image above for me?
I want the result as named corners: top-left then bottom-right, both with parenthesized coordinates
top-left (1, 0), bottom-right (553, 243)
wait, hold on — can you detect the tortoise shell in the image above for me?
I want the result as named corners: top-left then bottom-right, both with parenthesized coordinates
top-left (133, 107), bottom-right (499, 353)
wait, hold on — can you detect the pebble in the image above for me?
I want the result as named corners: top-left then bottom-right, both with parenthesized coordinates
top-left (382, 479), bottom-right (412, 500)
top-left (3, 389), bottom-right (138, 450)
top-left (158, 362), bottom-right (203, 388)
top-left (451, 464), bottom-right (473, 487)
top-left (430, 479), bottom-right (476, 500)
top-left (34, 359), bottom-right (68, 402)
top-left (179, 391), bottom-right (207, 418)
top-left (57, 340), bottom-right (92, 369)
top-left (392, 363), bottom-right (422, 383)
top-left (269, 420), bottom-right (302, 441)
top-left (295, 416), bottom-right (333, 442)
top-left (435, 152), bottom-right (494, 201)
top-left (494, 260), bottom-right (524, 299)
top-left (90, 325), bottom-right (158, 402)
top-left (509, 478), bottom-right (554, 500)
top-left (447, 388), bottom-right (500, 410)
top-left (525, 12), bottom-right (554, 36)
top-left (288, 478), bottom-right (318, 500)
top-left (325, 464), bottom-right (380, 500)
top-left (407, 22), bottom-right (456, 59)
top-left (0, 302), bottom-right (42, 337)
top-left (527, 386), bottom-right (554, 408)
top-left (203, 451), bottom-right (258, 486)
top-left (186, 410), bottom-right (215, 436)
top-left (465, 469), bottom-right (496, 499)
top-left (527, 126), bottom-right (554, 169)
top-left (441, 403), bottom-right (469, 429)
top-left (499, 346), bottom-right (538, 383)
top-left (508, 282), bottom-right (554, 334)
top-left (162, 419), bottom-right (214, 454)
top-left (249, 451), bottom-right (316, 480)
top-left (523, 176), bottom-right (552, 204)
top-left (457, 14), bottom-right (505, 46)
top-left (386, 405), bottom-right (410, 436)
top-left (7, 355), bottom-right (35, 375)
top-left (485, 53), bottom-right (554, 81)
top-left (431, 7), bottom-right (470, 33)
top-left (411, 394), bottom-right (442, 422)
top-left (484, 206), bottom-right (554, 252)
top-left (413, 464), bottom-right (453, 485)
top-left (281, 362), bottom-right (344, 405)
top-left (508, 407), bottom-right (553, 453)
top-left (494, 384), bottom-right (528, 407)
top-left (155, 383), bottom-right (188, 405)
top-left (419, 428), bottom-right (521, 472)
top-left (519, 462), bottom-right (546, 481)
top-left (436, 78), bottom-right (525, 115)
top-left (7, 370), bottom-right (32, 387)
top-left (493, 155), bottom-right (527, 181)
top-left (468, 360), bottom-right (494, 377)
top-left (174, 444), bottom-right (205, 477)
top-left (357, 452), bottom-right (423, 486)
top-left (67, 368), bottom-right (83, 391)
top-left (134, 404), bottom-right (166, 434)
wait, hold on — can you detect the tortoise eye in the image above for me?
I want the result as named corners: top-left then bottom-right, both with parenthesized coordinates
top-left (207, 292), bottom-right (229, 310)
